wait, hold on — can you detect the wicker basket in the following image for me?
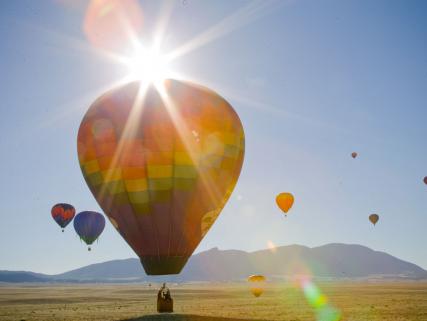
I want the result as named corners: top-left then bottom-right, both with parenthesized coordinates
top-left (157, 296), bottom-right (173, 313)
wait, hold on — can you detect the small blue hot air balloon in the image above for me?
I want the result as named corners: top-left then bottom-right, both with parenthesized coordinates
top-left (74, 211), bottom-right (105, 251)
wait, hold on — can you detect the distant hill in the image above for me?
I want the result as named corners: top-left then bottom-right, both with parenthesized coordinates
top-left (1, 244), bottom-right (426, 283)
top-left (0, 271), bottom-right (50, 283)
top-left (170, 243), bottom-right (427, 281)
top-left (54, 258), bottom-right (144, 282)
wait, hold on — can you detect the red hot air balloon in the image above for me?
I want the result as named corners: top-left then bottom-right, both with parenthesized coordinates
top-left (423, 176), bottom-right (427, 185)
top-left (51, 203), bottom-right (75, 232)
top-left (351, 152), bottom-right (357, 159)
top-left (77, 79), bottom-right (245, 275)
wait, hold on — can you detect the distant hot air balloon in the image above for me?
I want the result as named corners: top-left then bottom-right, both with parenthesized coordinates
top-left (351, 152), bottom-right (358, 159)
top-left (423, 176), bottom-right (427, 185)
top-left (51, 203), bottom-right (75, 232)
top-left (73, 211), bottom-right (105, 251)
top-left (369, 214), bottom-right (379, 226)
top-left (77, 79), bottom-right (245, 274)
top-left (248, 275), bottom-right (266, 297)
top-left (276, 193), bottom-right (294, 215)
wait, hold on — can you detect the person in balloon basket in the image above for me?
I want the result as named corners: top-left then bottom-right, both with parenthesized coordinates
top-left (157, 283), bottom-right (173, 313)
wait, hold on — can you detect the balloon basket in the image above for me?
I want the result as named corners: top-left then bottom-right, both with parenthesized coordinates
top-left (62, 229), bottom-right (64, 232)
top-left (88, 247), bottom-right (91, 251)
top-left (157, 297), bottom-right (173, 313)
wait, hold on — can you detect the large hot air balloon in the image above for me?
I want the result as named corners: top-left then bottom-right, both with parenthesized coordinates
top-left (77, 79), bottom-right (245, 274)
top-left (351, 152), bottom-right (357, 159)
top-left (74, 211), bottom-right (105, 251)
top-left (276, 193), bottom-right (294, 215)
top-left (248, 275), bottom-right (266, 297)
top-left (369, 214), bottom-right (379, 226)
top-left (51, 203), bottom-right (75, 232)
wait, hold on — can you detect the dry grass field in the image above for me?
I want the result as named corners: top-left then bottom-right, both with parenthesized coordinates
top-left (0, 282), bottom-right (426, 321)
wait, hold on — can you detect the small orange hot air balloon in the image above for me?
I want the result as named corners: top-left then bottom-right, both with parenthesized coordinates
top-left (247, 275), bottom-right (266, 297)
top-left (351, 152), bottom-right (358, 159)
top-left (369, 214), bottom-right (379, 226)
top-left (276, 193), bottom-right (294, 215)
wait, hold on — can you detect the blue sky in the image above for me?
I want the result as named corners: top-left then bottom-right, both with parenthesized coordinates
top-left (1, 0), bottom-right (426, 274)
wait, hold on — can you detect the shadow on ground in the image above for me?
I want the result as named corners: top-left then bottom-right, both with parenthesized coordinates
top-left (121, 314), bottom-right (262, 321)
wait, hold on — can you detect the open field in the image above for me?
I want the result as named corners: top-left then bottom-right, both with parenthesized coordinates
top-left (0, 282), bottom-right (426, 321)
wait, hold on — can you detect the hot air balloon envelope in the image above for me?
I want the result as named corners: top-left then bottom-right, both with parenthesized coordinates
top-left (276, 193), bottom-right (294, 214)
top-left (423, 176), bottom-right (427, 185)
top-left (74, 211), bottom-right (106, 245)
top-left (51, 203), bottom-right (75, 229)
top-left (77, 79), bottom-right (245, 275)
top-left (351, 152), bottom-right (358, 159)
top-left (369, 214), bottom-right (379, 226)
top-left (248, 275), bottom-right (266, 297)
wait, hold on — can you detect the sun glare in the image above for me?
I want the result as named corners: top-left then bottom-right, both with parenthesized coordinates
top-left (124, 47), bottom-right (171, 84)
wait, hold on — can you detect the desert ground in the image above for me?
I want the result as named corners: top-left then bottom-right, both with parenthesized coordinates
top-left (0, 282), bottom-right (426, 321)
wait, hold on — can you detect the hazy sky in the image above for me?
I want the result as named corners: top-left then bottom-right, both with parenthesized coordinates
top-left (1, 0), bottom-right (426, 274)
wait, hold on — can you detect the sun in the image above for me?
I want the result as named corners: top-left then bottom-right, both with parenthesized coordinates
top-left (123, 46), bottom-right (172, 84)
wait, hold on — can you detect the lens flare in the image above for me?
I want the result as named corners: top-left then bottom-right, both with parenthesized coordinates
top-left (298, 275), bottom-right (341, 321)
top-left (83, 0), bottom-right (143, 52)
top-left (267, 240), bottom-right (277, 253)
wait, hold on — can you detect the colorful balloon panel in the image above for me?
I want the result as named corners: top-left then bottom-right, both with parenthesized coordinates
top-left (73, 211), bottom-right (105, 245)
top-left (51, 203), bottom-right (75, 229)
top-left (77, 79), bottom-right (245, 275)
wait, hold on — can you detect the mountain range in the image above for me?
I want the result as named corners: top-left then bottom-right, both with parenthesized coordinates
top-left (1, 243), bottom-right (426, 283)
